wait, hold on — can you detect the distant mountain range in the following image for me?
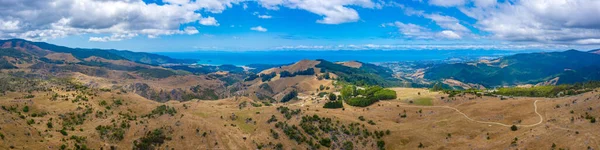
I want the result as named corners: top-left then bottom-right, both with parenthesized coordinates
top-left (2, 38), bottom-right (600, 89)
top-left (589, 49), bottom-right (600, 54)
top-left (424, 50), bottom-right (600, 87)
top-left (0, 39), bottom-right (196, 65)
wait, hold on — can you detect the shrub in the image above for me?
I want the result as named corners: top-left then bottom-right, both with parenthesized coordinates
top-left (343, 141), bottom-right (353, 150)
top-left (323, 100), bottom-right (343, 109)
top-left (377, 140), bottom-right (385, 150)
top-left (358, 116), bottom-right (365, 121)
top-left (317, 92), bottom-right (328, 97)
top-left (270, 129), bottom-right (279, 139)
top-left (99, 100), bottom-right (108, 106)
top-left (510, 125), bottom-right (518, 131)
top-left (368, 120), bottom-right (376, 125)
top-left (22, 106), bottom-right (29, 112)
top-left (60, 129), bottom-right (68, 136)
top-left (319, 138), bottom-right (331, 147)
top-left (267, 115), bottom-right (278, 123)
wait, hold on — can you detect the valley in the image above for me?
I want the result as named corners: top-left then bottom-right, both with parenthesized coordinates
top-left (0, 39), bottom-right (599, 150)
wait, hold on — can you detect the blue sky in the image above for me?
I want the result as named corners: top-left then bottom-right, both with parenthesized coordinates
top-left (1, 0), bottom-right (600, 52)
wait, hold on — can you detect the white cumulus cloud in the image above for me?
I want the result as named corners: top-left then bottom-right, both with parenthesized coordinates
top-left (258, 15), bottom-right (273, 19)
top-left (199, 17), bottom-right (220, 26)
top-left (258, 0), bottom-right (377, 24)
top-left (428, 0), bottom-right (466, 7)
top-left (439, 30), bottom-right (461, 39)
top-left (0, 0), bottom-right (239, 41)
top-left (183, 26), bottom-right (200, 35)
top-left (458, 0), bottom-right (600, 45)
top-left (89, 33), bottom-right (138, 42)
top-left (251, 26), bottom-right (268, 32)
top-left (424, 14), bottom-right (469, 32)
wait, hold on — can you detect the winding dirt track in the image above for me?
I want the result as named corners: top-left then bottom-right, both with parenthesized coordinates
top-left (389, 100), bottom-right (544, 127)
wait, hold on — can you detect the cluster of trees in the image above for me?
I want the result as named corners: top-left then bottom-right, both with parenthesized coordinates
top-left (345, 97), bottom-right (378, 107)
top-left (272, 114), bottom-right (388, 150)
top-left (274, 121), bottom-right (306, 144)
top-left (315, 59), bottom-right (399, 87)
top-left (323, 100), bottom-right (343, 109)
top-left (0, 48), bottom-right (34, 69)
top-left (260, 72), bottom-right (277, 82)
top-left (133, 128), bottom-right (170, 150)
top-left (280, 68), bottom-right (315, 78)
top-left (320, 92), bottom-right (343, 109)
top-left (317, 72), bottom-right (331, 80)
top-left (244, 74), bottom-right (259, 81)
top-left (136, 68), bottom-right (176, 79)
top-left (341, 85), bottom-right (397, 107)
top-left (277, 106), bottom-right (302, 120)
top-left (143, 105), bottom-right (177, 118)
top-left (494, 81), bottom-right (600, 97)
top-left (585, 112), bottom-right (596, 123)
top-left (280, 90), bottom-right (298, 103)
top-left (96, 124), bottom-right (126, 141)
top-left (0, 59), bottom-right (16, 69)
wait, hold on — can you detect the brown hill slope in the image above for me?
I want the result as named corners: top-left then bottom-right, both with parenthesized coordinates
top-left (1, 72), bottom-right (599, 149)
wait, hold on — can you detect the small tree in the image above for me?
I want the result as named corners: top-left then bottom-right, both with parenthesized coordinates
top-left (22, 106), bottom-right (29, 113)
top-left (328, 93), bottom-right (337, 101)
top-left (510, 125), bottom-right (518, 131)
top-left (377, 140), bottom-right (385, 150)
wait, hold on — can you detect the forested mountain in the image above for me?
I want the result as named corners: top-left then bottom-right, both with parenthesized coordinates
top-left (424, 50), bottom-right (600, 87)
top-left (0, 39), bottom-right (195, 65)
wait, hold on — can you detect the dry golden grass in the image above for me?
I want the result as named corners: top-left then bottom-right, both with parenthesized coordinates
top-left (260, 59), bottom-right (321, 74)
top-left (1, 82), bottom-right (600, 150)
top-left (336, 61), bottom-right (362, 68)
top-left (45, 53), bottom-right (81, 63)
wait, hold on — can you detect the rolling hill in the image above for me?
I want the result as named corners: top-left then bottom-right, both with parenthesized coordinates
top-left (2, 39), bottom-right (600, 150)
top-left (589, 49), bottom-right (600, 54)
